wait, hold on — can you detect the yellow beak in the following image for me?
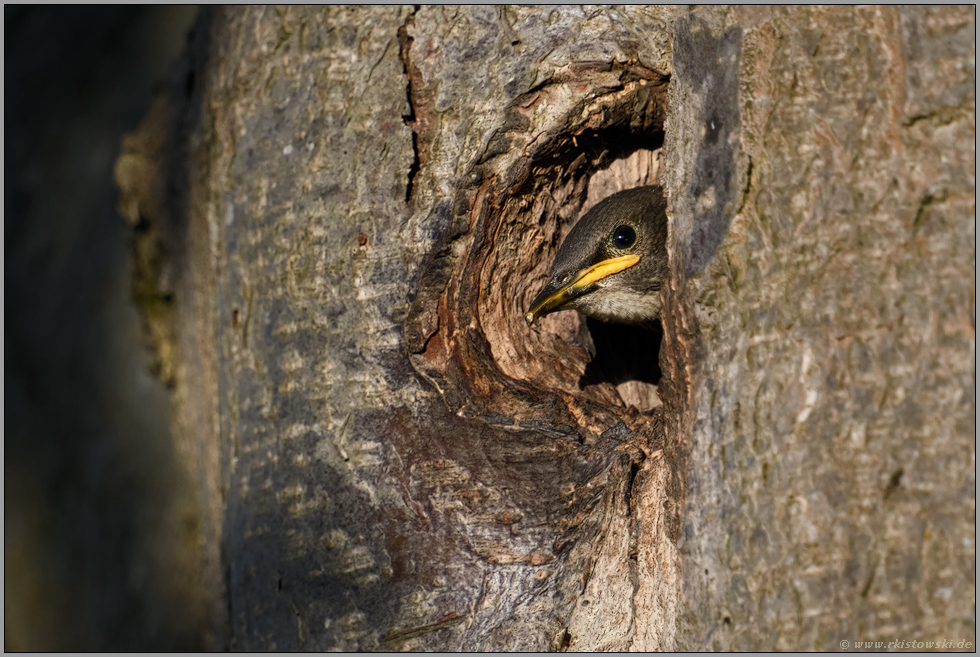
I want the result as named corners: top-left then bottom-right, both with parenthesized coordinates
top-left (525, 254), bottom-right (641, 325)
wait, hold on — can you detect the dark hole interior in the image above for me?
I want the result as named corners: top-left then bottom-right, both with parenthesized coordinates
top-left (579, 317), bottom-right (663, 388)
top-left (579, 125), bottom-right (661, 165)
top-left (536, 126), bottom-right (665, 186)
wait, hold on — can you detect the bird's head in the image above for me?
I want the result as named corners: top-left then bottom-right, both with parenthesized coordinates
top-left (525, 185), bottom-right (668, 327)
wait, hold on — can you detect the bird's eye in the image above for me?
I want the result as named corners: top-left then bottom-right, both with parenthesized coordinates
top-left (612, 225), bottom-right (636, 249)
top-left (558, 272), bottom-right (571, 285)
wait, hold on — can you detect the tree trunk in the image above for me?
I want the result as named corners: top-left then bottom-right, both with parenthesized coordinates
top-left (663, 7), bottom-right (975, 650)
top-left (140, 5), bottom-right (974, 650)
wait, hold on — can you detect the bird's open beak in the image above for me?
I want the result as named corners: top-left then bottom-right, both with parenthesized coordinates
top-left (525, 254), bottom-right (641, 325)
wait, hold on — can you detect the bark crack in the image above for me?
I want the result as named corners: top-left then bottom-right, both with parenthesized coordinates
top-left (734, 155), bottom-right (754, 219)
top-left (397, 6), bottom-right (423, 204)
top-left (382, 612), bottom-right (469, 648)
top-left (911, 188), bottom-right (948, 237)
top-left (624, 454), bottom-right (644, 650)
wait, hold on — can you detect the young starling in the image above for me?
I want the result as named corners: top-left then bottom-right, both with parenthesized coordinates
top-left (526, 185), bottom-right (668, 327)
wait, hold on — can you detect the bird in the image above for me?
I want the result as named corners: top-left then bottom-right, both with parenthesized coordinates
top-left (525, 185), bottom-right (668, 328)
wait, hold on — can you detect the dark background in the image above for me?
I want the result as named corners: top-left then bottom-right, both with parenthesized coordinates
top-left (5, 6), bottom-right (202, 649)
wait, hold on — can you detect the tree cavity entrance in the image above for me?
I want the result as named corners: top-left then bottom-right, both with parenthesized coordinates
top-left (483, 138), bottom-right (668, 413)
top-left (437, 72), bottom-right (672, 422)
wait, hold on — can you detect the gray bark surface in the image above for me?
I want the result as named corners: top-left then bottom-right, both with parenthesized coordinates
top-left (664, 6), bottom-right (975, 650)
top-left (170, 6), bottom-right (677, 651)
top-left (146, 5), bottom-right (973, 651)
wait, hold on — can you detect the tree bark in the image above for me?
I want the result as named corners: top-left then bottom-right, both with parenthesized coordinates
top-left (145, 5), bottom-right (974, 651)
top-left (664, 6), bottom-right (975, 650)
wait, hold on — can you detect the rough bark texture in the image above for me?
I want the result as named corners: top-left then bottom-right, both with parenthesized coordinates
top-left (663, 6), bottom-right (975, 651)
top-left (147, 5), bottom-right (973, 651)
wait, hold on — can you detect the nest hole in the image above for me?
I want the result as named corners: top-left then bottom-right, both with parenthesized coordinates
top-left (475, 75), bottom-right (671, 415)
top-left (483, 139), bottom-right (667, 412)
